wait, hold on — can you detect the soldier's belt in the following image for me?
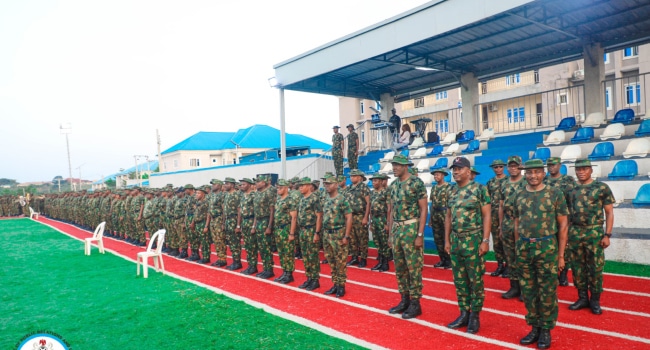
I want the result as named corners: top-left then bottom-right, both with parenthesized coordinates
top-left (393, 218), bottom-right (418, 227)
top-left (451, 229), bottom-right (481, 238)
top-left (226, 214), bottom-right (237, 218)
top-left (352, 212), bottom-right (365, 216)
top-left (433, 207), bottom-right (447, 212)
top-left (520, 235), bottom-right (555, 243)
top-left (572, 224), bottom-right (602, 228)
top-left (324, 226), bottom-right (344, 233)
top-left (371, 211), bottom-right (387, 216)
top-left (276, 223), bottom-right (289, 229)
top-left (242, 215), bottom-right (254, 220)
top-left (255, 215), bottom-right (270, 220)
top-left (299, 224), bottom-right (315, 229)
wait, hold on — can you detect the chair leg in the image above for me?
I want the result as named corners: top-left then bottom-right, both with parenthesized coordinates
top-left (159, 256), bottom-right (165, 275)
top-left (85, 241), bottom-right (90, 255)
top-left (136, 257), bottom-right (141, 276)
top-left (98, 240), bottom-right (104, 254)
top-left (153, 256), bottom-right (159, 271)
top-left (143, 258), bottom-right (149, 278)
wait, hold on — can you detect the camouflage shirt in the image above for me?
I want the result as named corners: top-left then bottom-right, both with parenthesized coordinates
top-left (275, 194), bottom-right (297, 227)
top-left (390, 175), bottom-right (427, 221)
top-left (567, 180), bottom-right (615, 226)
top-left (514, 185), bottom-right (569, 238)
top-left (240, 191), bottom-right (255, 219)
top-left (208, 191), bottom-right (224, 218)
top-left (486, 176), bottom-right (507, 213)
top-left (194, 197), bottom-right (209, 223)
top-left (223, 190), bottom-right (241, 217)
top-left (429, 182), bottom-right (451, 210)
top-left (185, 195), bottom-right (197, 217)
top-left (370, 187), bottom-right (389, 217)
top-left (347, 182), bottom-right (370, 214)
top-left (448, 181), bottom-right (491, 233)
top-left (173, 196), bottom-right (186, 218)
top-left (130, 195), bottom-right (144, 216)
top-left (500, 177), bottom-right (526, 220)
top-left (253, 186), bottom-right (276, 218)
top-left (544, 174), bottom-right (576, 205)
top-left (143, 199), bottom-right (155, 219)
top-left (347, 131), bottom-right (358, 155)
top-left (298, 192), bottom-right (322, 227)
top-left (323, 193), bottom-right (352, 229)
top-left (332, 133), bottom-right (344, 154)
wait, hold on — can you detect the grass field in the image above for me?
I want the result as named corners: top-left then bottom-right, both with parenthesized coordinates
top-left (0, 219), bottom-right (363, 350)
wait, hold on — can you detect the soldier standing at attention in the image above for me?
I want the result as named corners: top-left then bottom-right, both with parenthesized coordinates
top-left (514, 159), bottom-right (569, 349)
top-left (332, 126), bottom-right (344, 177)
top-left (387, 154), bottom-right (428, 319)
top-left (297, 177), bottom-right (323, 291)
top-left (252, 175), bottom-right (276, 279)
top-left (369, 173), bottom-right (390, 272)
top-left (346, 169), bottom-right (371, 268)
top-left (274, 179), bottom-right (298, 284)
top-left (183, 184), bottom-right (200, 261)
top-left (486, 159), bottom-right (507, 276)
top-left (566, 159), bottom-right (614, 315)
top-left (499, 155), bottom-right (526, 299)
top-left (191, 185), bottom-right (212, 264)
top-left (544, 157), bottom-right (576, 287)
top-left (346, 124), bottom-right (359, 170)
top-left (142, 190), bottom-right (156, 241)
top-left (321, 174), bottom-right (353, 298)
top-left (173, 188), bottom-right (188, 258)
top-left (222, 178), bottom-right (243, 271)
top-left (445, 157), bottom-right (491, 334)
top-left (429, 167), bottom-right (451, 269)
top-left (163, 186), bottom-right (177, 256)
top-left (208, 180), bottom-right (227, 267)
top-left (289, 177), bottom-right (303, 259)
top-left (237, 178), bottom-right (258, 275)
top-left (130, 187), bottom-right (146, 246)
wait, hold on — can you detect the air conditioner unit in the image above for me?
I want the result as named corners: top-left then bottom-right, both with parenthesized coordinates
top-left (573, 69), bottom-right (584, 79)
top-left (489, 104), bottom-right (498, 112)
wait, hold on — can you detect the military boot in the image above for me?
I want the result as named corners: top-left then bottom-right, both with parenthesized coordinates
top-left (178, 249), bottom-right (189, 259)
top-left (447, 310), bottom-right (470, 329)
top-left (402, 299), bottom-right (422, 319)
top-left (335, 284), bottom-right (345, 298)
top-left (298, 279), bottom-right (312, 289)
top-left (568, 290), bottom-right (590, 310)
top-left (537, 329), bottom-right (551, 349)
top-left (466, 312), bottom-right (480, 334)
top-left (370, 255), bottom-right (383, 271)
top-left (380, 256), bottom-right (390, 271)
top-left (490, 262), bottom-right (505, 276)
top-left (502, 280), bottom-right (521, 299)
top-left (226, 260), bottom-right (242, 271)
top-left (346, 256), bottom-right (359, 266)
top-left (168, 248), bottom-right (179, 257)
top-left (590, 292), bottom-right (602, 315)
top-left (501, 265), bottom-right (510, 278)
top-left (324, 285), bottom-right (338, 295)
top-left (520, 327), bottom-right (540, 345)
top-left (211, 260), bottom-right (227, 267)
top-left (442, 256), bottom-right (452, 269)
top-left (279, 271), bottom-right (294, 284)
top-left (558, 268), bottom-right (569, 286)
top-left (305, 279), bottom-right (320, 291)
top-left (434, 257), bottom-right (445, 268)
top-left (187, 249), bottom-right (200, 261)
top-left (388, 294), bottom-right (410, 314)
top-left (274, 271), bottom-right (288, 282)
top-left (358, 258), bottom-right (367, 268)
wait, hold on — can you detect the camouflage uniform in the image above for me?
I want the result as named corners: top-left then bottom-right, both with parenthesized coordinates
top-left (185, 192), bottom-right (198, 252)
top-left (275, 191), bottom-right (297, 273)
top-left (253, 185), bottom-right (276, 272)
top-left (514, 186), bottom-right (569, 330)
top-left (142, 195), bottom-right (156, 234)
top-left (172, 193), bottom-right (187, 252)
top-left (289, 186), bottom-right (303, 256)
top-left (347, 130), bottom-right (359, 170)
top-left (448, 181), bottom-right (491, 312)
top-left (332, 131), bottom-right (345, 176)
top-left (223, 188), bottom-right (242, 262)
top-left (322, 192), bottom-right (352, 286)
top-left (130, 192), bottom-right (145, 243)
top-left (429, 181), bottom-right (451, 263)
top-left (370, 185), bottom-right (389, 258)
top-left (209, 189), bottom-right (226, 263)
top-left (500, 177), bottom-right (526, 281)
top-left (298, 191), bottom-right (323, 281)
top-left (347, 180), bottom-right (370, 260)
top-left (194, 193), bottom-right (210, 260)
top-left (486, 175), bottom-right (507, 264)
top-left (239, 190), bottom-right (257, 266)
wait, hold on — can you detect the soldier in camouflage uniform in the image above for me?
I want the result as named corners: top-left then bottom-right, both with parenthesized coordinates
top-left (172, 188), bottom-right (188, 258)
top-left (142, 190), bottom-right (156, 242)
top-left (486, 159), bottom-right (507, 276)
top-left (545, 156), bottom-right (576, 287)
top-left (332, 126), bottom-right (345, 176)
top-left (369, 172), bottom-right (390, 272)
top-left (445, 156), bottom-right (491, 334)
top-left (223, 178), bottom-right (243, 270)
top-left (162, 185), bottom-right (177, 256)
top-left (191, 186), bottom-right (211, 264)
top-left (183, 184), bottom-right (200, 261)
top-left (514, 159), bottom-right (569, 349)
top-left (346, 169), bottom-right (371, 267)
top-left (566, 159), bottom-right (614, 316)
top-left (209, 179), bottom-right (227, 267)
top-left (321, 174), bottom-right (353, 298)
top-left (289, 177), bottom-right (303, 259)
top-left (499, 155), bottom-right (526, 299)
top-left (237, 178), bottom-right (258, 274)
top-left (429, 167), bottom-right (451, 269)
top-left (297, 177), bottom-right (323, 290)
top-left (252, 175), bottom-right (276, 279)
top-left (386, 154), bottom-right (428, 319)
top-left (130, 187), bottom-right (146, 246)
top-left (346, 124), bottom-right (359, 170)
top-left (274, 179), bottom-right (298, 284)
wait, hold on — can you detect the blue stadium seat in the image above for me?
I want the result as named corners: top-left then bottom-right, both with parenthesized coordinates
top-left (427, 145), bottom-right (443, 157)
top-left (533, 147), bottom-right (551, 162)
top-left (632, 184), bottom-right (650, 206)
top-left (556, 117), bottom-right (576, 130)
top-left (457, 130), bottom-right (475, 143)
top-left (588, 142), bottom-right (615, 161)
top-left (461, 140), bottom-right (480, 154)
top-left (612, 108), bottom-right (635, 125)
top-left (608, 160), bottom-right (638, 180)
top-left (635, 119), bottom-right (650, 137)
top-left (560, 164), bottom-right (567, 175)
top-left (343, 168), bottom-right (350, 175)
top-left (370, 163), bottom-right (381, 172)
top-left (431, 157), bottom-right (448, 169)
top-left (571, 127), bottom-right (594, 143)
top-left (401, 149), bottom-right (409, 157)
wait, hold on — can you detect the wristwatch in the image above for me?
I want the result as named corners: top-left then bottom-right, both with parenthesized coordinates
top-left (603, 233), bottom-right (612, 238)
top-left (236, 225), bottom-right (241, 229)
top-left (417, 232), bottom-right (423, 237)
top-left (482, 238), bottom-right (490, 244)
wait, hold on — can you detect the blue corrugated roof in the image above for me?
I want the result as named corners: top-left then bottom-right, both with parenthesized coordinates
top-left (162, 132), bottom-right (234, 154)
top-left (92, 161), bottom-right (159, 184)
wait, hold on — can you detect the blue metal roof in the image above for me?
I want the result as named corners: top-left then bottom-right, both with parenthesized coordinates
top-left (92, 161), bottom-right (159, 185)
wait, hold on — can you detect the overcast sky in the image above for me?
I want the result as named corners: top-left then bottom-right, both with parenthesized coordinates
top-left (0, 0), bottom-right (430, 183)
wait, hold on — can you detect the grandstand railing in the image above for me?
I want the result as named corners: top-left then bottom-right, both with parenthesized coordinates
top-left (603, 73), bottom-right (649, 120)
top-left (289, 147), bottom-right (336, 180)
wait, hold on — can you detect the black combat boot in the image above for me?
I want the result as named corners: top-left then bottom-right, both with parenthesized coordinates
top-left (168, 248), bottom-right (179, 257)
top-left (298, 279), bottom-right (312, 289)
top-left (442, 256), bottom-right (452, 269)
top-left (434, 256), bottom-right (445, 268)
top-left (402, 299), bottom-right (422, 319)
top-left (335, 284), bottom-right (345, 298)
top-left (279, 271), bottom-right (294, 284)
top-left (537, 329), bottom-right (551, 349)
top-left (274, 271), bottom-right (288, 282)
top-left (370, 255), bottom-right (383, 271)
top-left (256, 270), bottom-right (274, 279)
top-left (466, 312), bottom-right (480, 334)
top-left (490, 262), bottom-right (505, 276)
top-left (520, 327), bottom-right (540, 345)
top-left (388, 294), bottom-right (410, 314)
top-left (568, 290), bottom-right (590, 310)
top-left (294, 249), bottom-right (302, 259)
top-left (187, 250), bottom-right (200, 261)
top-left (178, 249), bottom-right (189, 259)
top-left (211, 260), bottom-right (227, 267)
top-left (226, 260), bottom-right (242, 271)
top-left (501, 266), bottom-right (510, 278)
top-left (502, 280), bottom-right (521, 299)
top-left (324, 285), bottom-right (338, 295)
top-left (346, 256), bottom-right (359, 266)
top-left (358, 258), bottom-right (367, 268)
top-left (590, 292), bottom-right (602, 315)
top-left (380, 256), bottom-right (390, 271)
top-left (305, 279), bottom-right (320, 291)
top-left (558, 268), bottom-right (569, 286)
top-left (447, 310), bottom-right (470, 329)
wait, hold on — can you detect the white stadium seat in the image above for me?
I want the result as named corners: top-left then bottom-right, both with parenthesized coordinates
top-left (476, 128), bottom-right (494, 141)
top-left (582, 112), bottom-right (605, 127)
top-left (560, 145), bottom-right (582, 162)
top-left (623, 138), bottom-right (650, 158)
top-left (543, 130), bottom-right (566, 146)
top-left (409, 137), bottom-right (425, 149)
top-left (415, 159), bottom-right (430, 173)
top-left (600, 123), bottom-right (625, 141)
top-left (440, 133), bottom-right (457, 145)
top-left (380, 151), bottom-right (395, 163)
top-left (411, 147), bottom-right (427, 159)
top-left (441, 143), bottom-right (460, 156)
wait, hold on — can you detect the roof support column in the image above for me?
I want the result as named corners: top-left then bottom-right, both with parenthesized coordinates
top-left (583, 42), bottom-right (605, 117)
top-left (380, 93), bottom-right (394, 119)
top-left (279, 88), bottom-right (287, 178)
top-left (460, 72), bottom-right (479, 132)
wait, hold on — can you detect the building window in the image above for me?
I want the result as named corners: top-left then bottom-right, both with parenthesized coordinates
top-left (190, 158), bottom-right (200, 167)
top-left (625, 83), bottom-right (641, 106)
top-left (435, 91), bottom-right (448, 100)
top-left (173, 160), bottom-right (178, 168)
top-left (375, 101), bottom-right (381, 111)
top-left (507, 107), bottom-right (526, 124)
top-left (361, 130), bottom-right (365, 144)
top-left (505, 73), bottom-right (520, 86)
top-left (604, 53), bottom-right (610, 64)
top-left (481, 82), bottom-right (487, 94)
top-left (435, 119), bottom-right (449, 133)
top-left (605, 87), bottom-right (612, 110)
top-left (557, 93), bottom-right (568, 105)
top-left (414, 97), bottom-right (424, 108)
top-left (360, 101), bottom-right (365, 115)
top-left (534, 70), bottom-right (539, 84)
top-left (624, 46), bottom-right (639, 58)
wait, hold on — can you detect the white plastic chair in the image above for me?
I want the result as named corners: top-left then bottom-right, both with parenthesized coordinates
top-left (380, 151), bottom-right (395, 163)
top-left (411, 147), bottom-right (427, 159)
top-left (543, 130), bottom-right (566, 146)
top-left (29, 207), bottom-right (39, 219)
top-left (136, 229), bottom-right (166, 278)
top-left (84, 221), bottom-right (106, 256)
top-left (477, 128), bottom-right (494, 141)
top-left (600, 123), bottom-right (625, 140)
top-left (623, 138), bottom-right (650, 158)
top-left (441, 143), bottom-right (460, 156)
top-left (560, 145), bottom-right (582, 162)
top-left (409, 137), bottom-right (424, 149)
top-left (582, 112), bottom-right (605, 127)
top-left (609, 185), bottom-right (625, 207)
top-left (440, 133), bottom-right (457, 145)
top-left (415, 159), bottom-right (430, 172)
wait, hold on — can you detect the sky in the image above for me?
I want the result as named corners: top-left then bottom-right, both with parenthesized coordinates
top-left (0, 0), bottom-right (431, 183)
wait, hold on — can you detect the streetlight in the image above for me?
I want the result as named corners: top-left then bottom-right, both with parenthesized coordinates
top-left (60, 123), bottom-right (73, 191)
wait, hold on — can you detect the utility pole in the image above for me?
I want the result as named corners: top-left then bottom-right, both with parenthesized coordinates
top-left (76, 164), bottom-right (85, 191)
top-left (156, 129), bottom-right (163, 172)
top-left (60, 123), bottom-right (73, 191)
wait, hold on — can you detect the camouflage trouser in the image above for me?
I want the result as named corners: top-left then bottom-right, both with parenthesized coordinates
top-left (349, 213), bottom-right (368, 259)
top-left (501, 218), bottom-right (519, 281)
top-left (186, 217), bottom-right (198, 249)
top-left (254, 217), bottom-right (274, 271)
top-left (224, 216), bottom-right (241, 261)
top-left (274, 224), bottom-right (295, 272)
top-left (241, 218), bottom-right (258, 267)
top-left (347, 151), bottom-right (357, 170)
top-left (517, 237), bottom-right (559, 330)
top-left (568, 225), bottom-right (605, 293)
top-left (450, 232), bottom-right (486, 312)
top-left (323, 227), bottom-right (348, 285)
top-left (371, 215), bottom-right (389, 257)
top-left (294, 221), bottom-right (301, 253)
top-left (111, 215), bottom-right (119, 235)
top-left (392, 221), bottom-right (424, 299)
top-left (300, 226), bottom-right (320, 280)
top-left (172, 217), bottom-right (186, 249)
top-left (430, 209), bottom-right (449, 261)
top-left (210, 216), bottom-right (226, 262)
top-left (333, 153), bottom-right (343, 177)
top-left (195, 221), bottom-right (209, 259)
top-left (491, 211), bottom-right (505, 263)
top-left (135, 217), bottom-right (145, 242)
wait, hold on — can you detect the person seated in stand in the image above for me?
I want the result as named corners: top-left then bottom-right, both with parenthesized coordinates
top-left (393, 124), bottom-right (412, 150)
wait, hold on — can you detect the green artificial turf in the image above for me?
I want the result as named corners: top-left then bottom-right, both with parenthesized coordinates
top-left (0, 219), bottom-right (364, 350)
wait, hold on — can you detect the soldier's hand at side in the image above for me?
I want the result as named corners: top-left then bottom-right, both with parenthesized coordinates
top-left (190, 223), bottom-right (195, 231)
top-left (362, 218), bottom-right (368, 226)
top-left (251, 227), bottom-right (256, 234)
top-left (479, 242), bottom-right (488, 256)
top-left (340, 236), bottom-right (348, 245)
top-left (288, 234), bottom-right (295, 242)
top-left (265, 227), bottom-right (272, 235)
top-left (313, 234), bottom-right (319, 243)
top-left (600, 236), bottom-right (610, 249)
top-left (203, 227), bottom-right (208, 234)
top-left (558, 256), bottom-right (565, 271)
top-left (444, 242), bottom-right (451, 255)
top-left (415, 236), bottom-right (423, 248)
top-left (235, 227), bottom-right (241, 234)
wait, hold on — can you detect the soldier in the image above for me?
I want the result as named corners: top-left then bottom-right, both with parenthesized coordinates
top-left (250, 175), bottom-right (276, 278)
top-left (142, 190), bottom-right (156, 242)
top-left (222, 178), bottom-right (243, 270)
top-left (182, 184), bottom-right (201, 261)
top-left (445, 156), bottom-right (491, 334)
top-left (386, 154), bottom-right (428, 319)
top-left (470, 167), bottom-right (480, 181)
top-left (163, 185), bottom-right (178, 256)
top-left (130, 187), bottom-right (146, 246)
top-left (321, 174), bottom-right (353, 298)
top-left (173, 188), bottom-right (188, 258)
top-left (346, 169), bottom-right (371, 267)
top-left (499, 155), bottom-right (526, 299)
top-left (566, 159), bottom-right (614, 315)
top-left (274, 179), bottom-right (298, 284)
top-left (346, 124), bottom-right (359, 170)
top-left (514, 159), bottom-right (569, 349)
top-left (486, 159), bottom-right (507, 276)
top-left (429, 167), bottom-right (451, 269)
top-left (369, 173), bottom-right (390, 272)
top-left (332, 126), bottom-right (344, 177)
top-left (297, 177), bottom-right (323, 291)
top-left (191, 185), bottom-right (212, 264)
top-left (289, 177), bottom-right (303, 259)
top-left (237, 178), bottom-right (258, 274)
top-left (209, 179), bottom-right (227, 267)
top-left (545, 157), bottom-right (576, 287)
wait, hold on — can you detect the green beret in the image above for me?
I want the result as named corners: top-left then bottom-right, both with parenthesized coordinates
top-left (321, 172), bottom-right (335, 179)
top-left (290, 176), bottom-right (301, 184)
top-left (575, 159), bottom-right (592, 167)
top-left (522, 159), bottom-right (546, 169)
top-left (370, 172), bottom-right (388, 180)
top-left (210, 179), bottom-right (223, 185)
top-left (322, 175), bottom-right (337, 184)
top-left (196, 185), bottom-right (209, 194)
top-left (337, 175), bottom-right (347, 182)
top-left (470, 166), bottom-right (480, 175)
top-left (184, 184), bottom-right (194, 190)
top-left (166, 183), bottom-right (174, 188)
top-left (546, 157), bottom-right (561, 165)
top-left (390, 154), bottom-right (410, 165)
top-left (349, 169), bottom-right (367, 179)
top-left (490, 159), bottom-right (506, 167)
top-left (256, 174), bottom-right (270, 182)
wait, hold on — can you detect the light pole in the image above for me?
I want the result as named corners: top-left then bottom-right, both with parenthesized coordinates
top-left (75, 163), bottom-right (85, 191)
top-left (60, 123), bottom-right (73, 191)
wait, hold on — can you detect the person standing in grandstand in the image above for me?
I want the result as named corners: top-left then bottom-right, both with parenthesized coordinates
top-left (389, 107), bottom-right (401, 142)
top-left (297, 177), bottom-right (323, 291)
top-left (332, 126), bottom-right (344, 177)
top-left (321, 174), bottom-right (352, 298)
top-left (346, 124), bottom-right (359, 170)
top-left (274, 179), bottom-right (298, 284)
top-left (429, 167), bottom-right (451, 269)
top-left (499, 155), bottom-right (526, 299)
top-left (486, 159), bottom-right (507, 276)
top-left (369, 172), bottom-right (390, 272)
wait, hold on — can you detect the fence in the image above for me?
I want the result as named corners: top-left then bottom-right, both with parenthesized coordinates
top-left (603, 72), bottom-right (649, 120)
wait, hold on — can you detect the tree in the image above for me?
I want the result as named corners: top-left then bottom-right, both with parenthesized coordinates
top-left (104, 179), bottom-right (116, 189)
top-left (0, 178), bottom-right (17, 186)
top-left (141, 173), bottom-right (149, 180)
